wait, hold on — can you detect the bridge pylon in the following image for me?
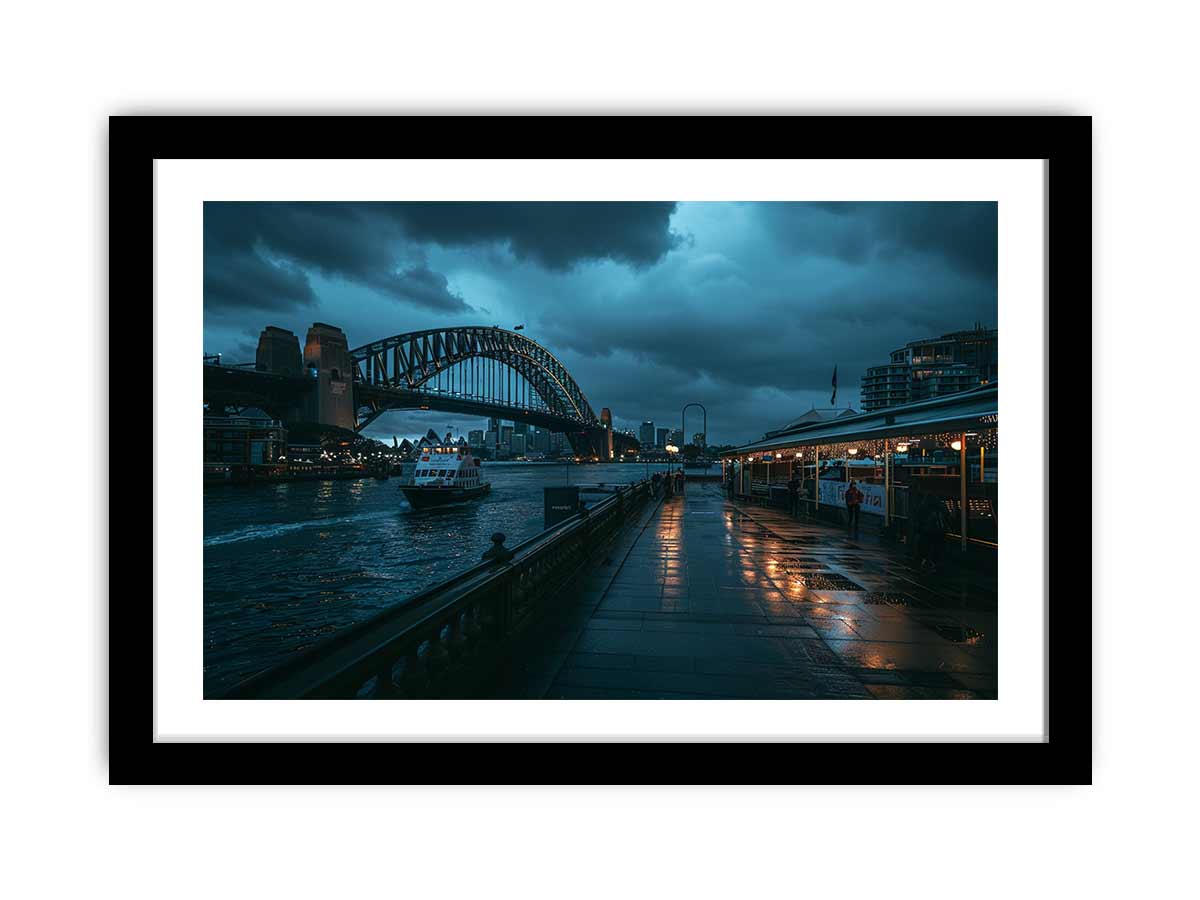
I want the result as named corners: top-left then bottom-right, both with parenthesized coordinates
top-left (255, 326), bottom-right (303, 377)
top-left (599, 407), bottom-right (614, 461)
top-left (303, 323), bottom-right (355, 431)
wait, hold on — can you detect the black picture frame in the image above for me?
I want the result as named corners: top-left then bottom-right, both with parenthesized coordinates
top-left (116, 115), bottom-right (1091, 784)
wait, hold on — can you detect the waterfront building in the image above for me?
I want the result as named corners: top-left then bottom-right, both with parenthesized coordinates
top-left (656, 427), bottom-right (669, 449)
top-left (722, 382), bottom-right (999, 547)
top-left (484, 430), bottom-right (497, 448)
top-left (468, 429), bottom-right (485, 447)
top-left (639, 420), bottom-right (655, 447)
top-left (859, 363), bottom-right (912, 409)
top-left (670, 429), bottom-right (684, 447)
top-left (500, 425), bottom-right (514, 448)
top-left (860, 324), bottom-right (998, 412)
top-left (204, 410), bottom-right (287, 482)
top-left (511, 433), bottom-right (527, 456)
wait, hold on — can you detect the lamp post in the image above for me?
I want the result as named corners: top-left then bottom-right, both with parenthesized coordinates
top-left (956, 434), bottom-right (967, 550)
top-left (665, 444), bottom-right (679, 475)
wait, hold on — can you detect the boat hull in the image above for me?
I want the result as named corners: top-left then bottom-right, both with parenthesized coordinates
top-left (399, 481), bottom-right (491, 509)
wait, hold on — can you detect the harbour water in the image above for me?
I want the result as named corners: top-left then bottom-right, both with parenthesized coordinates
top-left (203, 461), bottom-right (678, 696)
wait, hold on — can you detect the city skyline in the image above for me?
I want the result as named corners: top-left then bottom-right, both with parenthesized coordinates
top-left (204, 201), bottom-right (997, 445)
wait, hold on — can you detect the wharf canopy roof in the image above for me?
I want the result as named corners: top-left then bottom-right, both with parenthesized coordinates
top-left (723, 383), bottom-right (998, 456)
top-left (769, 407), bottom-right (858, 435)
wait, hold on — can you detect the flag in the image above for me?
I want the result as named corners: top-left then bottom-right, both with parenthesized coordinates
top-left (830, 365), bottom-right (838, 407)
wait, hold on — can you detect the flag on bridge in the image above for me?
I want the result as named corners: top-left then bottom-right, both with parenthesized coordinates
top-left (830, 365), bottom-right (838, 407)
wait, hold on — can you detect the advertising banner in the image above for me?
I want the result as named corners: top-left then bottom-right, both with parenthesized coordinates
top-left (818, 478), bottom-right (885, 516)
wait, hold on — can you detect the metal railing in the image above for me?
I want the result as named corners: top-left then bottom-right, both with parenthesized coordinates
top-left (224, 479), bottom-right (654, 700)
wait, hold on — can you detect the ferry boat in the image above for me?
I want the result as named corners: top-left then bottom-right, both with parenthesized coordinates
top-left (399, 447), bottom-right (491, 510)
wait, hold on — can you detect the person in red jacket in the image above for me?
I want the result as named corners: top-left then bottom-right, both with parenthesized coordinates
top-left (844, 480), bottom-right (864, 537)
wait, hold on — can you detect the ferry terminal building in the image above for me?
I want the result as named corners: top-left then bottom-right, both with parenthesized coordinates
top-left (719, 383), bottom-right (998, 550)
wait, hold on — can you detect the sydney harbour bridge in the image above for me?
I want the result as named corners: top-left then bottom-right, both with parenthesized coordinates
top-left (202, 322), bottom-right (638, 458)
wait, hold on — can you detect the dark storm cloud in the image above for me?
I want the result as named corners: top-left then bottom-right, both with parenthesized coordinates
top-left (768, 201), bottom-right (998, 279)
top-left (203, 248), bottom-right (316, 313)
top-left (204, 201), bottom-right (997, 446)
top-left (204, 203), bottom-right (468, 315)
top-left (203, 202), bottom-right (682, 317)
top-left (387, 202), bottom-right (683, 270)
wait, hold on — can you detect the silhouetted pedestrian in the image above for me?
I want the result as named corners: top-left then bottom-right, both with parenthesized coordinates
top-left (917, 494), bottom-right (949, 573)
top-left (845, 480), bottom-right (864, 537)
top-left (787, 473), bottom-right (801, 517)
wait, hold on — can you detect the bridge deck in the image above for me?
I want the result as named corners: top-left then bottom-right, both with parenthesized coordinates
top-left (499, 483), bottom-right (997, 699)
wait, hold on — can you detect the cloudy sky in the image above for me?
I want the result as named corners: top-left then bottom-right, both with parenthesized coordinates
top-left (203, 201), bottom-right (996, 446)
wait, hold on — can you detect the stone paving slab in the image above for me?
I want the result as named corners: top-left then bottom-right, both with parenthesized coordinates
top-left (507, 482), bottom-right (998, 700)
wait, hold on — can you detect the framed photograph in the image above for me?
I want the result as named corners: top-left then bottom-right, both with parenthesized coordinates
top-left (119, 115), bottom-right (1089, 782)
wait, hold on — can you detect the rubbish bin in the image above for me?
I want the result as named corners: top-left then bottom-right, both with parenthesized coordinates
top-left (544, 486), bottom-right (581, 529)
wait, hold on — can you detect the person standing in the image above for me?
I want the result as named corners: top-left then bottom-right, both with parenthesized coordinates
top-left (919, 494), bottom-right (949, 573)
top-left (844, 479), bottom-right (864, 537)
top-left (787, 472), bottom-right (801, 517)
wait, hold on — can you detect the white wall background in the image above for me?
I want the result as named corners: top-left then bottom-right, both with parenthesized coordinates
top-left (1, 2), bottom-right (1195, 898)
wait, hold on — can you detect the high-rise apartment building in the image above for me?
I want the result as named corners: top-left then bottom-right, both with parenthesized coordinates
top-left (639, 420), bottom-right (655, 447)
top-left (860, 324), bottom-right (998, 412)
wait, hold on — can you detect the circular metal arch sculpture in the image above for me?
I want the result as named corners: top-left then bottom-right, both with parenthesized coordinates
top-left (681, 402), bottom-right (707, 447)
top-left (349, 326), bottom-right (598, 428)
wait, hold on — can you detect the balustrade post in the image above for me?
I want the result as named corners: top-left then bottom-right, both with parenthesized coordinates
top-left (447, 610), bottom-right (470, 661)
top-left (399, 646), bottom-right (427, 697)
top-left (463, 603), bottom-right (484, 645)
top-left (372, 659), bottom-right (398, 698)
top-left (425, 625), bottom-right (450, 682)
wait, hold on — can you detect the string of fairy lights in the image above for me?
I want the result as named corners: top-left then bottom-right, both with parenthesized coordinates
top-left (724, 426), bottom-right (998, 467)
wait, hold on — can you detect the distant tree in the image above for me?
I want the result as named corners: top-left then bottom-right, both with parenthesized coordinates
top-left (683, 443), bottom-right (701, 461)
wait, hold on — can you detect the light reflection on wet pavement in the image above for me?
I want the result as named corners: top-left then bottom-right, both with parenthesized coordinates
top-left (534, 483), bottom-right (998, 699)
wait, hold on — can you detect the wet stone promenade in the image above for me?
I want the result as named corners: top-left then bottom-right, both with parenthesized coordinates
top-left (498, 482), bottom-right (998, 700)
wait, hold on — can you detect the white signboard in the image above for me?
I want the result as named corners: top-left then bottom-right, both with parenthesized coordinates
top-left (818, 479), bottom-right (885, 516)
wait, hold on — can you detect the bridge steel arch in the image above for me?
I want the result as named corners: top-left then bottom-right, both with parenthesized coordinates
top-left (349, 326), bottom-right (599, 433)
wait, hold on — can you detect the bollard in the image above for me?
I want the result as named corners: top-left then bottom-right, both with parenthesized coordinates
top-left (482, 532), bottom-right (513, 564)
